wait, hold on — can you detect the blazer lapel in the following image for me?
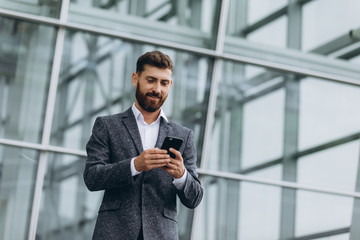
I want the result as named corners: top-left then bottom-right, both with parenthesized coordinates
top-left (155, 117), bottom-right (170, 148)
top-left (122, 108), bottom-right (143, 154)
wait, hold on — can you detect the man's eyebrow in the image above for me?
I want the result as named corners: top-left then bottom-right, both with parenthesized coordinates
top-left (146, 76), bottom-right (171, 81)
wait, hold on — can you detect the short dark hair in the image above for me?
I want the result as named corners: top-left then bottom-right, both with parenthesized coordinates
top-left (136, 51), bottom-right (174, 75)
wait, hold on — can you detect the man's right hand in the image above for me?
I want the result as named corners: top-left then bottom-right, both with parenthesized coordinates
top-left (134, 148), bottom-right (170, 172)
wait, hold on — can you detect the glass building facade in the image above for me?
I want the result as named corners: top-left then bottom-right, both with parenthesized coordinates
top-left (1, 0), bottom-right (360, 239)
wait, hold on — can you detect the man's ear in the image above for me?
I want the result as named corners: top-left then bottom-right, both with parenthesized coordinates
top-left (131, 72), bottom-right (138, 87)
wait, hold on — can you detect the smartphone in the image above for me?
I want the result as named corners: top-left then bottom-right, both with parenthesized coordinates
top-left (161, 137), bottom-right (183, 159)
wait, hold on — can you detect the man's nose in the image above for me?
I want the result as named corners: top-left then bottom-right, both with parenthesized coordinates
top-left (152, 82), bottom-right (161, 93)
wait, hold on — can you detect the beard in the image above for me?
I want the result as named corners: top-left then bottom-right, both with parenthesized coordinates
top-left (135, 84), bottom-right (167, 112)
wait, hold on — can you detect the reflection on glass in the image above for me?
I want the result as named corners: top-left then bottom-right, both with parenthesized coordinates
top-left (51, 30), bottom-right (212, 163)
top-left (298, 141), bottom-right (359, 192)
top-left (302, 0), bottom-right (360, 51)
top-left (247, 0), bottom-right (287, 24)
top-left (0, 16), bottom-right (56, 143)
top-left (0, 0), bottom-right (61, 18)
top-left (241, 89), bottom-right (284, 168)
top-left (0, 145), bottom-right (38, 240)
top-left (247, 16), bottom-right (287, 49)
top-left (299, 78), bottom-right (360, 150)
top-left (36, 153), bottom-right (102, 240)
top-left (226, 0), bottom-right (287, 49)
top-left (295, 191), bottom-right (353, 238)
top-left (197, 176), bottom-right (358, 240)
top-left (68, 0), bottom-right (220, 48)
top-left (238, 181), bottom-right (281, 240)
top-left (195, 177), bottom-right (281, 240)
top-left (209, 61), bottom-right (284, 172)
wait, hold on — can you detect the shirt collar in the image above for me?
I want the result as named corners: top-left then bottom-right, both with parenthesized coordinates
top-left (131, 103), bottom-right (168, 124)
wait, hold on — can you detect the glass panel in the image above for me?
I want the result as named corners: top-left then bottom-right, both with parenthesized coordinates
top-left (0, 144), bottom-right (38, 240)
top-left (295, 191), bottom-right (353, 238)
top-left (247, 16), bottom-right (287, 49)
top-left (178, 202), bottom-right (194, 240)
top-left (0, 0), bottom-right (61, 18)
top-left (67, 0), bottom-right (220, 49)
top-left (0, 16), bottom-right (56, 143)
top-left (350, 54), bottom-right (360, 64)
top-left (36, 153), bottom-right (102, 240)
top-left (247, 0), bottom-right (287, 25)
top-left (238, 181), bottom-right (281, 240)
top-left (298, 140), bottom-right (359, 192)
top-left (226, 0), bottom-right (287, 49)
top-left (50, 30), bottom-right (213, 165)
top-left (208, 61), bottom-right (284, 174)
top-left (317, 234), bottom-right (350, 240)
top-left (298, 78), bottom-right (360, 151)
top-left (302, 0), bottom-right (360, 52)
top-left (241, 88), bottom-right (285, 168)
top-left (195, 177), bottom-right (281, 240)
top-left (196, 176), bottom-right (357, 240)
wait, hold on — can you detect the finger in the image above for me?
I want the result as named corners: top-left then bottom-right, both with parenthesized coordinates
top-left (142, 150), bottom-right (169, 158)
top-left (146, 153), bottom-right (170, 160)
top-left (149, 159), bottom-right (171, 165)
top-left (164, 161), bottom-right (177, 169)
top-left (169, 148), bottom-right (181, 159)
top-left (150, 163), bottom-right (170, 168)
top-left (144, 148), bottom-right (168, 154)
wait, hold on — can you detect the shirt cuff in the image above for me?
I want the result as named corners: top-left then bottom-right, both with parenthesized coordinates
top-left (131, 157), bottom-right (141, 176)
top-left (172, 169), bottom-right (188, 190)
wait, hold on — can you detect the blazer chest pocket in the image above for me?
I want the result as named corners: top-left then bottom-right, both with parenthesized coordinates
top-left (98, 200), bottom-right (121, 213)
top-left (163, 208), bottom-right (178, 223)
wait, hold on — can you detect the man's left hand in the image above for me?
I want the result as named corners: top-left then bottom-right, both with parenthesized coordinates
top-left (161, 148), bottom-right (185, 179)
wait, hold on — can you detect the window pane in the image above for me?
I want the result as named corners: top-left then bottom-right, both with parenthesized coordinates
top-left (0, 0), bottom-right (61, 18)
top-left (299, 78), bottom-right (360, 150)
top-left (36, 153), bottom-right (102, 240)
top-left (208, 61), bottom-right (284, 175)
top-left (67, 0), bottom-right (220, 48)
top-left (248, 0), bottom-right (287, 24)
top-left (51, 30), bottom-right (212, 167)
top-left (226, 0), bottom-right (287, 49)
top-left (195, 177), bottom-right (281, 240)
top-left (295, 191), bottom-right (353, 237)
top-left (298, 141), bottom-right (359, 192)
top-left (246, 16), bottom-right (287, 49)
top-left (302, 0), bottom-right (360, 51)
top-left (0, 145), bottom-right (38, 240)
top-left (241, 88), bottom-right (285, 168)
top-left (317, 234), bottom-right (350, 240)
top-left (196, 176), bottom-right (358, 240)
top-left (0, 16), bottom-right (56, 143)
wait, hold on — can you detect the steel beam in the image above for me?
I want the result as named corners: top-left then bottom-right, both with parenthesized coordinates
top-left (349, 142), bottom-right (360, 240)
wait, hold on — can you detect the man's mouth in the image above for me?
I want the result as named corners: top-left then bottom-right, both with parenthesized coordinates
top-left (146, 93), bottom-right (161, 100)
top-left (147, 96), bottom-right (160, 101)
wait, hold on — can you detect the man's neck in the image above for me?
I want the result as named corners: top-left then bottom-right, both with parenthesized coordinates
top-left (135, 102), bottom-right (160, 125)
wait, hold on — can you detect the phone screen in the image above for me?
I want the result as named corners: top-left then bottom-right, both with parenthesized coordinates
top-left (161, 137), bottom-right (183, 158)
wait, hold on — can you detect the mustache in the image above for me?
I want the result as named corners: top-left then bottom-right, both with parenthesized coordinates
top-left (146, 91), bottom-right (162, 99)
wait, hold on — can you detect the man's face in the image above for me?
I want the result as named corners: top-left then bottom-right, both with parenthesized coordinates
top-left (132, 65), bottom-right (173, 113)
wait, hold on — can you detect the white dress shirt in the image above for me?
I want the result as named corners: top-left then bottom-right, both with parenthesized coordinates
top-left (130, 103), bottom-right (187, 189)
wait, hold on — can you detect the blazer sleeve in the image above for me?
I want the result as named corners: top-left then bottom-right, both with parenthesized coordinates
top-left (176, 130), bottom-right (203, 209)
top-left (84, 117), bottom-right (134, 191)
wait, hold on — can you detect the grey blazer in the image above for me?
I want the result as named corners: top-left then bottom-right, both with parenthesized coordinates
top-left (84, 108), bottom-right (203, 240)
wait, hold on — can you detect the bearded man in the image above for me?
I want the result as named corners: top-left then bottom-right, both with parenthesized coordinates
top-left (84, 51), bottom-right (203, 240)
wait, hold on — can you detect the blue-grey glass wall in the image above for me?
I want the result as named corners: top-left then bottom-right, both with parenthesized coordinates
top-left (1, 0), bottom-right (360, 239)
